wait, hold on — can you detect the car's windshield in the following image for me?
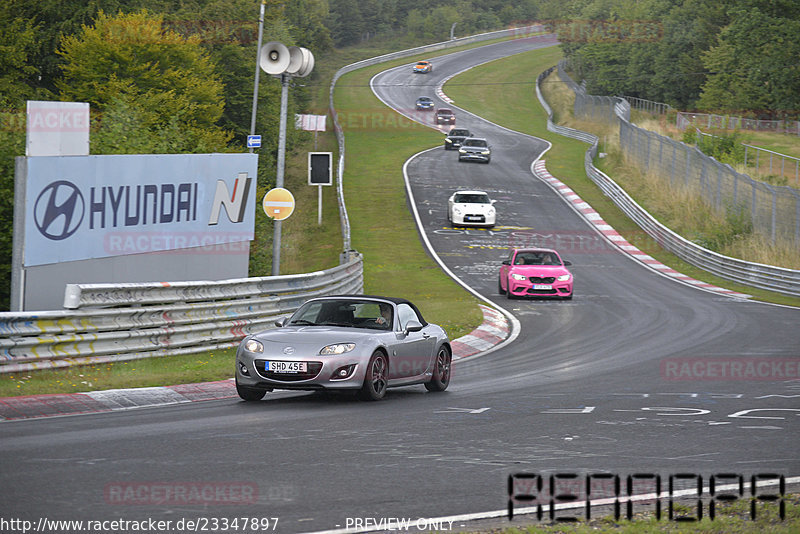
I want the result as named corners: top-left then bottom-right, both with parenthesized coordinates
top-left (418, 97), bottom-right (431, 102)
top-left (449, 129), bottom-right (469, 137)
top-left (513, 252), bottom-right (561, 266)
top-left (288, 299), bottom-right (393, 330)
top-left (455, 193), bottom-right (490, 204)
top-left (437, 109), bottom-right (453, 115)
top-left (464, 139), bottom-right (487, 147)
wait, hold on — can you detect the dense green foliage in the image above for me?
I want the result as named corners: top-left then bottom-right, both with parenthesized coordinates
top-left (1, 0), bottom-right (795, 310)
top-left (555, 0), bottom-right (800, 116)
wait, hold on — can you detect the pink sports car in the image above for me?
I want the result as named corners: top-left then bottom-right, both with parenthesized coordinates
top-left (498, 248), bottom-right (573, 299)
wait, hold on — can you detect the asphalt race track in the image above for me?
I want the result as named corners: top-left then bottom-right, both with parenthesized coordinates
top-left (1, 39), bottom-right (798, 533)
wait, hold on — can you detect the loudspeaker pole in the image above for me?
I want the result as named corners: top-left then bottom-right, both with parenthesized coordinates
top-left (249, 0), bottom-right (266, 154)
top-left (272, 73), bottom-right (290, 276)
top-left (256, 40), bottom-right (313, 276)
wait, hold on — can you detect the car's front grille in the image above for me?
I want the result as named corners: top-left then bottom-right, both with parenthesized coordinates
top-left (527, 288), bottom-right (557, 294)
top-left (254, 360), bottom-right (323, 382)
top-left (528, 276), bottom-right (556, 283)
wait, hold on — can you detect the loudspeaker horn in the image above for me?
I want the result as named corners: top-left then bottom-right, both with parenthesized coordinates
top-left (294, 47), bottom-right (315, 78)
top-left (286, 46), bottom-right (306, 75)
top-left (259, 41), bottom-right (290, 75)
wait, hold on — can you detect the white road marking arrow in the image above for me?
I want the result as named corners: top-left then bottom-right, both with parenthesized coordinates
top-left (541, 406), bottom-right (596, 414)
top-left (435, 407), bottom-right (491, 414)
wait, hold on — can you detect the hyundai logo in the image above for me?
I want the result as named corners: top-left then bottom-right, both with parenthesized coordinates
top-left (34, 180), bottom-right (85, 241)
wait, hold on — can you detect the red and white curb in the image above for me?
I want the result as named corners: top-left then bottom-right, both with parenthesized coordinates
top-left (451, 305), bottom-right (510, 360)
top-left (0, 380), bottom-right (237, 421)
top-left (0, 308), bottom-right (509, 421)
top-left (533, 160), bottom-right (751, 299)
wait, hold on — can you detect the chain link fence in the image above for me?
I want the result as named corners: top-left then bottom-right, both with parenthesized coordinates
top-left (560, 60), bottom-right (800, 244)
top-left (677, 112), bottom-right (800, 136)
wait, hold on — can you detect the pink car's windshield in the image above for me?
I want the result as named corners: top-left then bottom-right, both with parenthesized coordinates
top-left (514, 252), bottom-right (561, 266)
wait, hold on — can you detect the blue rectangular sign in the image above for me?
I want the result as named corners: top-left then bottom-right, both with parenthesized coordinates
top-left (247, 135), bottom-right (262, 148)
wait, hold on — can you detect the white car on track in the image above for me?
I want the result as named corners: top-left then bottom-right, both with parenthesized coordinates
top-left (447, 190), bottom-right (496, 227)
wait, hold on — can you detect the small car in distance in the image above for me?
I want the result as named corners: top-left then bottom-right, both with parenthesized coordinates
top-left (448, 190), bottom-right (496, 227)
top-left (458, 137), bottom-right (491, 163)
top-left (413, 60), bottom-right (432, 73)
top-left (235, 295), bottom-right (452, 401)
top-left (499, 248), bottom-right (573, 299)
top-left (415, 96), bottom-right (435, 111)
top-left (435, 108), bottom-right (456, 125)
top-left (444, 128), bottom-right (472, 150)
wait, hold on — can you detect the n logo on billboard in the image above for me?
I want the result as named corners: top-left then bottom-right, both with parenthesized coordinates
top-left (208, 173), bottom-right (252, 225)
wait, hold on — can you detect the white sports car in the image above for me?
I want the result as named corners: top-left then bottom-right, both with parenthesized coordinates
top-left (448, 190), bottom-right (496, 227)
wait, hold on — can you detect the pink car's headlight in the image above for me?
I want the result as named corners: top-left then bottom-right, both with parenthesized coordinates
top-left (511, 273), bottom-right (527, 281)
top-left (557, 274), bottom-right (571, 281)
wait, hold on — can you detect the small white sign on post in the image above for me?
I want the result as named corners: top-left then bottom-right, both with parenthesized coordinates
top-left (295, 114), bottom-right (327, 150)
top-left (26, 101), bottom-right (90, 157)
top-left (295, 114), bottom-right (327, 132)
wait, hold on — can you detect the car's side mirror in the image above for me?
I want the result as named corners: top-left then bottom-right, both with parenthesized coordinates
top-left (275, 317), bottom-right (288, 327)
top-left (491, 199), bottom-right (497, 204)
top-left (502, 260), bottom-right (510, 265)
top-left (404, 320), bottom-right (423, 335)
top-left (563, 260), bottom-right (572, 266)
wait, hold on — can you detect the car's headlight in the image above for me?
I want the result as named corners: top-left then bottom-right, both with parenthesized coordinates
top-left (244, 339), bottom-right (264, 353)
top-left (557, 274), bottom-right (571, 281)
top-left (481, 150), bottom-right (490, 154)
top-left (445, 138), bottom-right (452, 143)
top-left (459, 149), bottom-right (466, 153)
top-left (511, 273), bottom-right (527, 281)
top-left (320, 343), bottom-right (355, 355)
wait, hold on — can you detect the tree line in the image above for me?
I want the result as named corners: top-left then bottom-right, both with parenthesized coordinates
top-left (553, 0), bottom-right (800, 116)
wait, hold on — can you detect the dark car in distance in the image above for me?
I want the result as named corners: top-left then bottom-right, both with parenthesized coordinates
top-left (444, 128), bottom-right (472, 150)
top-left (435, 108), bottom-right (456, 125)
top-left (415, 96), bottom-right (434, 111)
top-left (458, 137), bottom-right (491, 163)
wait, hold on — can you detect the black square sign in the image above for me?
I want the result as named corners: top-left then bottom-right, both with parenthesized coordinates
top-left (308, 152), bottom-right (333, 185)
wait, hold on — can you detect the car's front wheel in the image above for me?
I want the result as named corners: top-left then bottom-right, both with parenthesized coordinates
top-left (236, 378), bottom-right (267, 401)
top-left (425, 346), bottom-right (451, 392)
top-left (498, 276), bottom-right (506, 295)
top-left (358, 351), bottom-right (388, 401)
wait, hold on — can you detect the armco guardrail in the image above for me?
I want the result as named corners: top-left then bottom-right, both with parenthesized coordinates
top-left (329, 25), bottom-right (547, 251)
top-left (536, 64), bottom-right (800, 297)
top-left (0, 254), bottom-right (364, 373)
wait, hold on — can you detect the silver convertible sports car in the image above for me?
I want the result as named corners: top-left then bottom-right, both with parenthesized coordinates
top-left (235, 295), bottom-right (452, 401)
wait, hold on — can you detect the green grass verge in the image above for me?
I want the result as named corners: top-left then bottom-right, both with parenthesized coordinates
top-left (444, 48), bottom-right (800, 308)
top-left (0, 349), bottom-right (237, 397)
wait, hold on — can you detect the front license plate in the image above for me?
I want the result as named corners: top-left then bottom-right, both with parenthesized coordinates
top-left (533, 284), bottom-right (552, 290)
top-left (266, 361), bottom-right (307, 373)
